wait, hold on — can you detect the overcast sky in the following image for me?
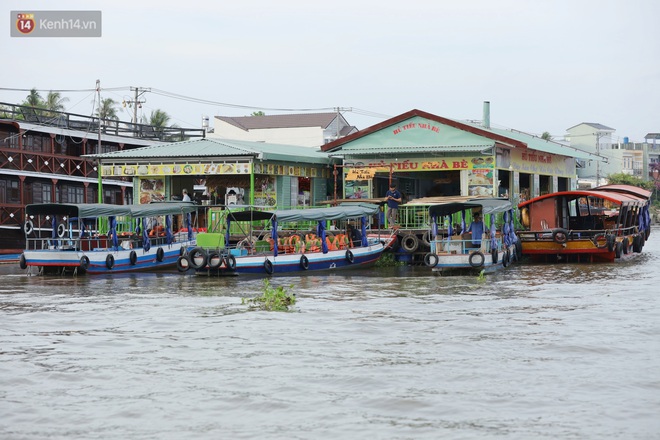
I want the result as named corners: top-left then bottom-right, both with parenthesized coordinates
top-left (3, 0), bottom-right (659, 142)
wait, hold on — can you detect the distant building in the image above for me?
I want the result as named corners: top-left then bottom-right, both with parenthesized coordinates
top-left (210, 112), bottom-right (358, 147)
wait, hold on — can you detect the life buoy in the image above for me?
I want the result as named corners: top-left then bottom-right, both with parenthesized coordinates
top-left (300, 255), bottom-right (309, 270)
top-left (502, 249), bottom-right (510, 267)
top-left (80, 255), bottom-right (90, 270)
top-left (401, 234), bottom-right (419, 253)
top-left (129, 250), bottom-right (138, 265)
top-left (614, 241), bottom-right (623, 259)
top-left (521, 208), bottom-right (530, 228)
top-left (491, 248), bottom-right (498, 264)
top-left (468, 251), bottom-right (485, 268)
top-left (264, 258), bottom-right (274, 274)
top-left (552, 228), bottom-right (569, 244)
top-left (176, 255), bottom-right (190, 272)
top-left (106, 254), bottom-right (115, 270)
top-left (345, 250), bottom-right (355, 263)
top-left (592, 233), bottom-right (607, 249)
top-left (422, 230), bottom-right (432, 247)
top-left (23, 220), bottom-right (34, 236)
top-left (207, 251), bottom-right (222, 269)
top-left (19, 253), bottom-right (27, 270)
top-left (188, 247), bottom-right (207, 269)
top-left (424, 253), bottom-right (438, 268)
top-left (57, 224), bottom-right (66, 238)
top-left (224, 254), bottom-right (237, 270)
top-left (156, 247), bottom-right (165, 262)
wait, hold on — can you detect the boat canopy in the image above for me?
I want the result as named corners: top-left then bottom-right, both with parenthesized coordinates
top-left (26, 202), bottom-right (197, 219)
top-left (593, 184), bottom-right (652, 200)
top-left (429, 198), bottom-right (513, 217)
top-left (273, 203), bottom-right (380, 222)
top-left (518, 190), bottom-right (647, 209)
top-left (129, 201), bottom-right (198, 217)
top-left (26, 203), bottom-right (133, 218)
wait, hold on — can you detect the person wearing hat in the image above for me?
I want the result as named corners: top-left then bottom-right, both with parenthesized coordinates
top-left (385, 183), bottom-right (402, 226)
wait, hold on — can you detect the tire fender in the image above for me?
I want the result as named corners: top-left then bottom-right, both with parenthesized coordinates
top-left (156, 247), bottom-right (165, 262)
top-left (176, 255), bottom-right (190, 272)
top-left (300, 255), bottom-right (309, 270)
top-left (188, 247), bottom-right (207, 269)
top-left (468, 251), bottom-right (485, 268)
top-left (401, 234), bottom-right (419, 253)
top-left (424, 252), bottom-right (438, 268)
top-left (264, 258), bottom-right (274, 274)
top-left (106, 254), bottom-right (115, 270)
top-left (345, 250), bottom-right (355, 263)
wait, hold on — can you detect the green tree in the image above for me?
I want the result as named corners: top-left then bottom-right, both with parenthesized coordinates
top-left (146, 109), bottom-right (171, 128)
top-left (20, 88), bottom-right (44, 120)
top-left (96, 98), bottom-right (120, 121)
top-left (541, 131), bottom-right (552, 140)
top-left (44, 91), bottom-right (69, 116)
top-left (606, 172), bottom-right (653, 191)
top-left (250, 111), bottom-right (266, 116)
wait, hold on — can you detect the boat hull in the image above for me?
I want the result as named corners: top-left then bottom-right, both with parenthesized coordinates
top-left (191, 243), bottom-right (385, 276)
top-left (22, 240), bottom-right (195, 275)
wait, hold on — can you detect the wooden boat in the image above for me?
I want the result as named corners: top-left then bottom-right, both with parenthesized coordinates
top-left (423, 198), bottom-right (520, 274)
top-left (178, 203), bottom-right (387, 276)
top-left (19, 202), bottom-right (198, 275)
top-left (517, 184), bottom-right (651, 262)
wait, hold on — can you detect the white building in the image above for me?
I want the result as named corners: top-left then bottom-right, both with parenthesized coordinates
top-left (209, 112), bottom-right (358, 148)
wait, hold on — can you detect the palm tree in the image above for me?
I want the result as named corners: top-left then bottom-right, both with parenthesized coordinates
top-left (44, 91), bottom-right (69, 114)
top-left (541, 131), bottom-right (553, 140)
top-left (146, 109), bottom-right (171, 129)
top-left (96, 98), bottom-right (119, 121)
top-left (21, 88), bottom-right (44, 120)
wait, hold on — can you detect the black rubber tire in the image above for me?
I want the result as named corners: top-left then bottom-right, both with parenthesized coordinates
top-left (424, 253), bottom-right (438, 268)
top-left (300, 255), bottom-right (309, 270)
top-left (502, 249), bottom-right (510, 267)
top-left (129, 250), bottom-right (138, 265)
top-left (345, 250), bottom-right (355, 263)
top-left (592, 233), bottom-right (607, 249)
top-left (615, 241), bottom-right (623, 259)
top-left (552, 228), bottom-right (569, 244)
top-left (156, 247), bottom-right (165, 262)
top-left (80, 255), bottom-right (90, 270)
top-left (176, 255), bottom-right (190, 272)
top-left (264, 259), bottom-right (274, 274)
top-left (421, 230), bottom-right (432, 247)
top-left (19, 253), bottom-right (27, 270)
top-left (469, 251), bottom-right (485, 268)
top-left (179, 247), bottom-right (186, 257)
top-left (225, 254), bottom-right (237, 270)
top-left (207, 251), bottom-right (222, 269)
top-left (606, 234), bottom-right (616, 252)
top-left (401, 234), bottom-right (419, 253)
top-left (491, 248), bottom-right (498, 264)
top-left (621, 237), bottom-right (629, 255)
top-left (106, 254), bottom-right (115, 270)
top-left (188, 247), bottom-right (207, 269)
top-left (632, 235), bottom-right (642, 253)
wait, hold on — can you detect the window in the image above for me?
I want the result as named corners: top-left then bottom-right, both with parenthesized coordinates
top-left (66, 185), bottom-right (84, 204)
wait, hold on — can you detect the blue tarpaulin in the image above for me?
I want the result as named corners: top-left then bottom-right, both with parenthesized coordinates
top-left (317, 221), bottom-right (328, 253)
top-left (142, 218), bottom-right (151, 253)
top-left (110, 216), bottom-right (119, 250)
top-left (166, 215), bottom-right (173, 245)
top-left (271, 219), bottom-right (279, 257)
top-left (361, 216), bottom-right (368, 247)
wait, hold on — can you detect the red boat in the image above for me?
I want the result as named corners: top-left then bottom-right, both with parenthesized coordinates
top-left (517, 184), bottom-right (651, 263)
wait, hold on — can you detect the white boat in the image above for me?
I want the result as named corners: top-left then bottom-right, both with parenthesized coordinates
top-left (19, 202), bottom-right (198, 275)
top-left (178, 203), bottom-right (387, 276)
top-left (424, 198), bottom-right (520, 274)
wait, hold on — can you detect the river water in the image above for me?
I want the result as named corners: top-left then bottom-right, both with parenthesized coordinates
top-left (1, 232), bottom-right (659, 440)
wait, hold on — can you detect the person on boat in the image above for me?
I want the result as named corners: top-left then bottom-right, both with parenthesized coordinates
top-left (182, 189), bottom-right (191, 202)
top-left (467, 212), bottom-right (484, 247)
top-left (385, 183), bottom-right (402, 226)
top-left (347, 224), bottom-right (362, 248)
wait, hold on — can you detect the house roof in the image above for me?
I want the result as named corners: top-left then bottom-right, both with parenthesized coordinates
top-left (566, 122), bottom-right (616, 131)
top-left (86, 138), bottom-right (332, 165)
top-left (645, 133), bottom-right (660, 140)
top-left (322, 109), bottom-right (528, 153)
top-left (215, 113), bottom-right (345, 131)
top-left (321, 109), bottom-right (604, 161)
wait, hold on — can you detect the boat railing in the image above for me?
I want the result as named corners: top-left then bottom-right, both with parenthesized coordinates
top-left (518, 224), bottom-right (638, 242)
top-left (430, 235), bottom-right (502, 255)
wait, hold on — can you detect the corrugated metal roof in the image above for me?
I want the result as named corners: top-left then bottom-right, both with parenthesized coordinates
top-left (12, 121), bottom-right (159, 147)
top-left (215, 113), bottom-right (340, 130)
top-left (566, 122), bottom-right (615, 131)
top-left (87, 138), bottom-right (332, 165)
top-left (329, 144), bottom-right (492, 157)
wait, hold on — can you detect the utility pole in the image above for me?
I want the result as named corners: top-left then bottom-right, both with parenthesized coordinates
top-left (96, 79), bottom-right (103, 203)
top-left (123, 87), bottom-right (150, 131)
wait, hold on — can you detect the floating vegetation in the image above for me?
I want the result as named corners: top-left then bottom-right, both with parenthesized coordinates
top-left (477, 269), bottom-right (486, 282)
top-left (375, 252), bottom-right (407, 267)
top-left (242, 279), bottom-right (296, 312)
